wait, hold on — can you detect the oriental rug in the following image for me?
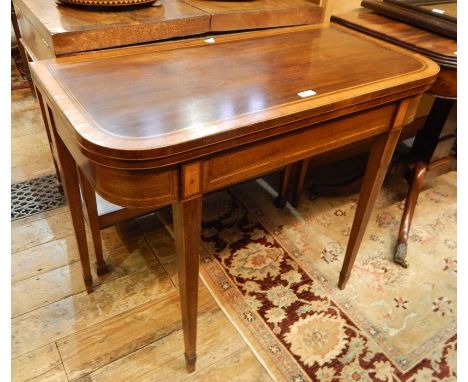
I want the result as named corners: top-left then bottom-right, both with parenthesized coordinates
top-left (194, 172), bottom-right (457, 381)
top-left (11, 50), bottom-right (31, 91)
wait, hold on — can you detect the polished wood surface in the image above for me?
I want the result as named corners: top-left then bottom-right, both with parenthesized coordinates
top-left (180, 0), bottom-right (323, 31)
top-left (12, 0), bottom-right (211, 57)
top-left (13, 0), bottom-right (325, 59)
top-left (30, 24), bottom-right (438, 372)
top-left (362, 0), bottom-right (456, 38)
top-left (331, 9), bottom-right (456, 67)
top-left (13, 0), bottom-right (325, 290)
top-left (331, 9), bottom-right (456, 99)
top-left (386, 0), bottom-right (457, 21)
top-left (420, 2), bottom-right (456, 18)
top-left (38, 26), bottom-right (430, 160)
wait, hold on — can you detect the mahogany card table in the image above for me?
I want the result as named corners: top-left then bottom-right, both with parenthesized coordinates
top-left (30, 24), bottom-right (437, 372)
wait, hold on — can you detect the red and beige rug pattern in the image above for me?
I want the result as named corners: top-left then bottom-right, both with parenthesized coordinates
top-left (194, 172), bottom-right (456, 381)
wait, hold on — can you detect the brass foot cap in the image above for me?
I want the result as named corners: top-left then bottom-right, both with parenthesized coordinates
top-left (185, 353), bottom-right (197, 373)
top-left (394, 243), bottom-right (409, 268)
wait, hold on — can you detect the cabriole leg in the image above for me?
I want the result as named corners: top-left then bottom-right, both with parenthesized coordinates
top-left (394, 162), bottom-right (427, 268)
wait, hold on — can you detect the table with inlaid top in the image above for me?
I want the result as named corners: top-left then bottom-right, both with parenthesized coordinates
top-left (30, 24), bottom-right (438, 372)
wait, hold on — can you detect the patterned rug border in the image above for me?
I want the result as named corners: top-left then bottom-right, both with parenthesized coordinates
top-left (232, 179), bottom-right (457, 373)
top-left (11, 48), bottom-right (31, 90)
top-left (199, 267), bottom-right (287, 381)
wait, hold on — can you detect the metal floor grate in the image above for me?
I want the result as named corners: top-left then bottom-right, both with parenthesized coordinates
top-left (11, 175), bottom-right (67, 221)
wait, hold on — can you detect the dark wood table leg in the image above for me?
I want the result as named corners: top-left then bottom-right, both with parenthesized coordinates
top-left (53, 132), bottom-right (94, 292)
top-left (291, 159), bottom-right (310, 208)
top-left (339, 100), bottom-right (409, 289)
top-left (173, 195), bottom-right (202, 373)
top-left (394, 162), bottom-right (426, 268)
top-left (36, 90), bottom-right (63, 192)
top-left (275, 164), bottom-right (294, 208)
top-left (393, 98), bottom-right (455, 267)
top-left (11, 2), bottom-right (33, 88)
top-left (79, 169), bottom-right (110, 276)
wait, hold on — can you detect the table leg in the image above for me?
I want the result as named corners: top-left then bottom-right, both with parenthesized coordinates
top-left (36, 90), bottom-right (63, 192)
top-left (394, 162), bottom-right (427, 268)
top-left (291, 159), bottom-right (310, 208)
top-left (173, 196), bottom-right (202, 373)
top-left (338, 100), bottom-right (409, 289)
top-left (339, 130), bottom-right (401, 289)
top-left (54, 133), bottom-right (93, 292)
top-left (79, 169), bottom-right (110, 276)
top-left (275, 164), bottom-right (294, 208)
top-left (11, 2), bottom-right (32, 87)
top-left (393, 98), bottom-right (455, 267)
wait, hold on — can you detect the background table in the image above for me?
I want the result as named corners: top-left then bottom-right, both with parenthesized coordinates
top-left (12, 0), bottom-right (323, 60)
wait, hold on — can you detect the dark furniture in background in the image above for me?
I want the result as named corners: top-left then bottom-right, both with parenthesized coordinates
top-left (332, 7), bottom-right (456, 267)
top-left (362, 0), bottom-right (456, 38)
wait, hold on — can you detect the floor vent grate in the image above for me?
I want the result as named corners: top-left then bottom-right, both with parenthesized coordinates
top-left (11, 175), bottom-right (67, 221)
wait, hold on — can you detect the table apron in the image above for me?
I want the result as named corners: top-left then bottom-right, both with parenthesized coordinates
top-left (202, 102), bottom-right (399, 193)
top-left (49, 101), bottom-right (406, 208)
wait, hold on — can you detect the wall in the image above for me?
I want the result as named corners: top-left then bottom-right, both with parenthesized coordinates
top-left (323, 0), bottom-right (362, 21)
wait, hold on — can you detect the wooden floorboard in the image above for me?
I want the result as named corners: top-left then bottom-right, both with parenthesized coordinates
top-left (12, 239), bottom-right (157, 318)
top-left (57, 286), bottom-right (218, 381)
top-left (181, 347), bottom-right (273, 382)
top-left (77, 310), bottom-right (249, 382)
top-left (12, 266), bottom-right (176, 358)
top-left (12, 343), bottom-right (62, 382)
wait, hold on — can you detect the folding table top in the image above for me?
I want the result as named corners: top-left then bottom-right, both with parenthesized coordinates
top-left (30, 24), bottom-right (438, 160)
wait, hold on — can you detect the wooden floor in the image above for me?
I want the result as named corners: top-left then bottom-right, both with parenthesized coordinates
top-left (11, 87), bottom-right (272, 382)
